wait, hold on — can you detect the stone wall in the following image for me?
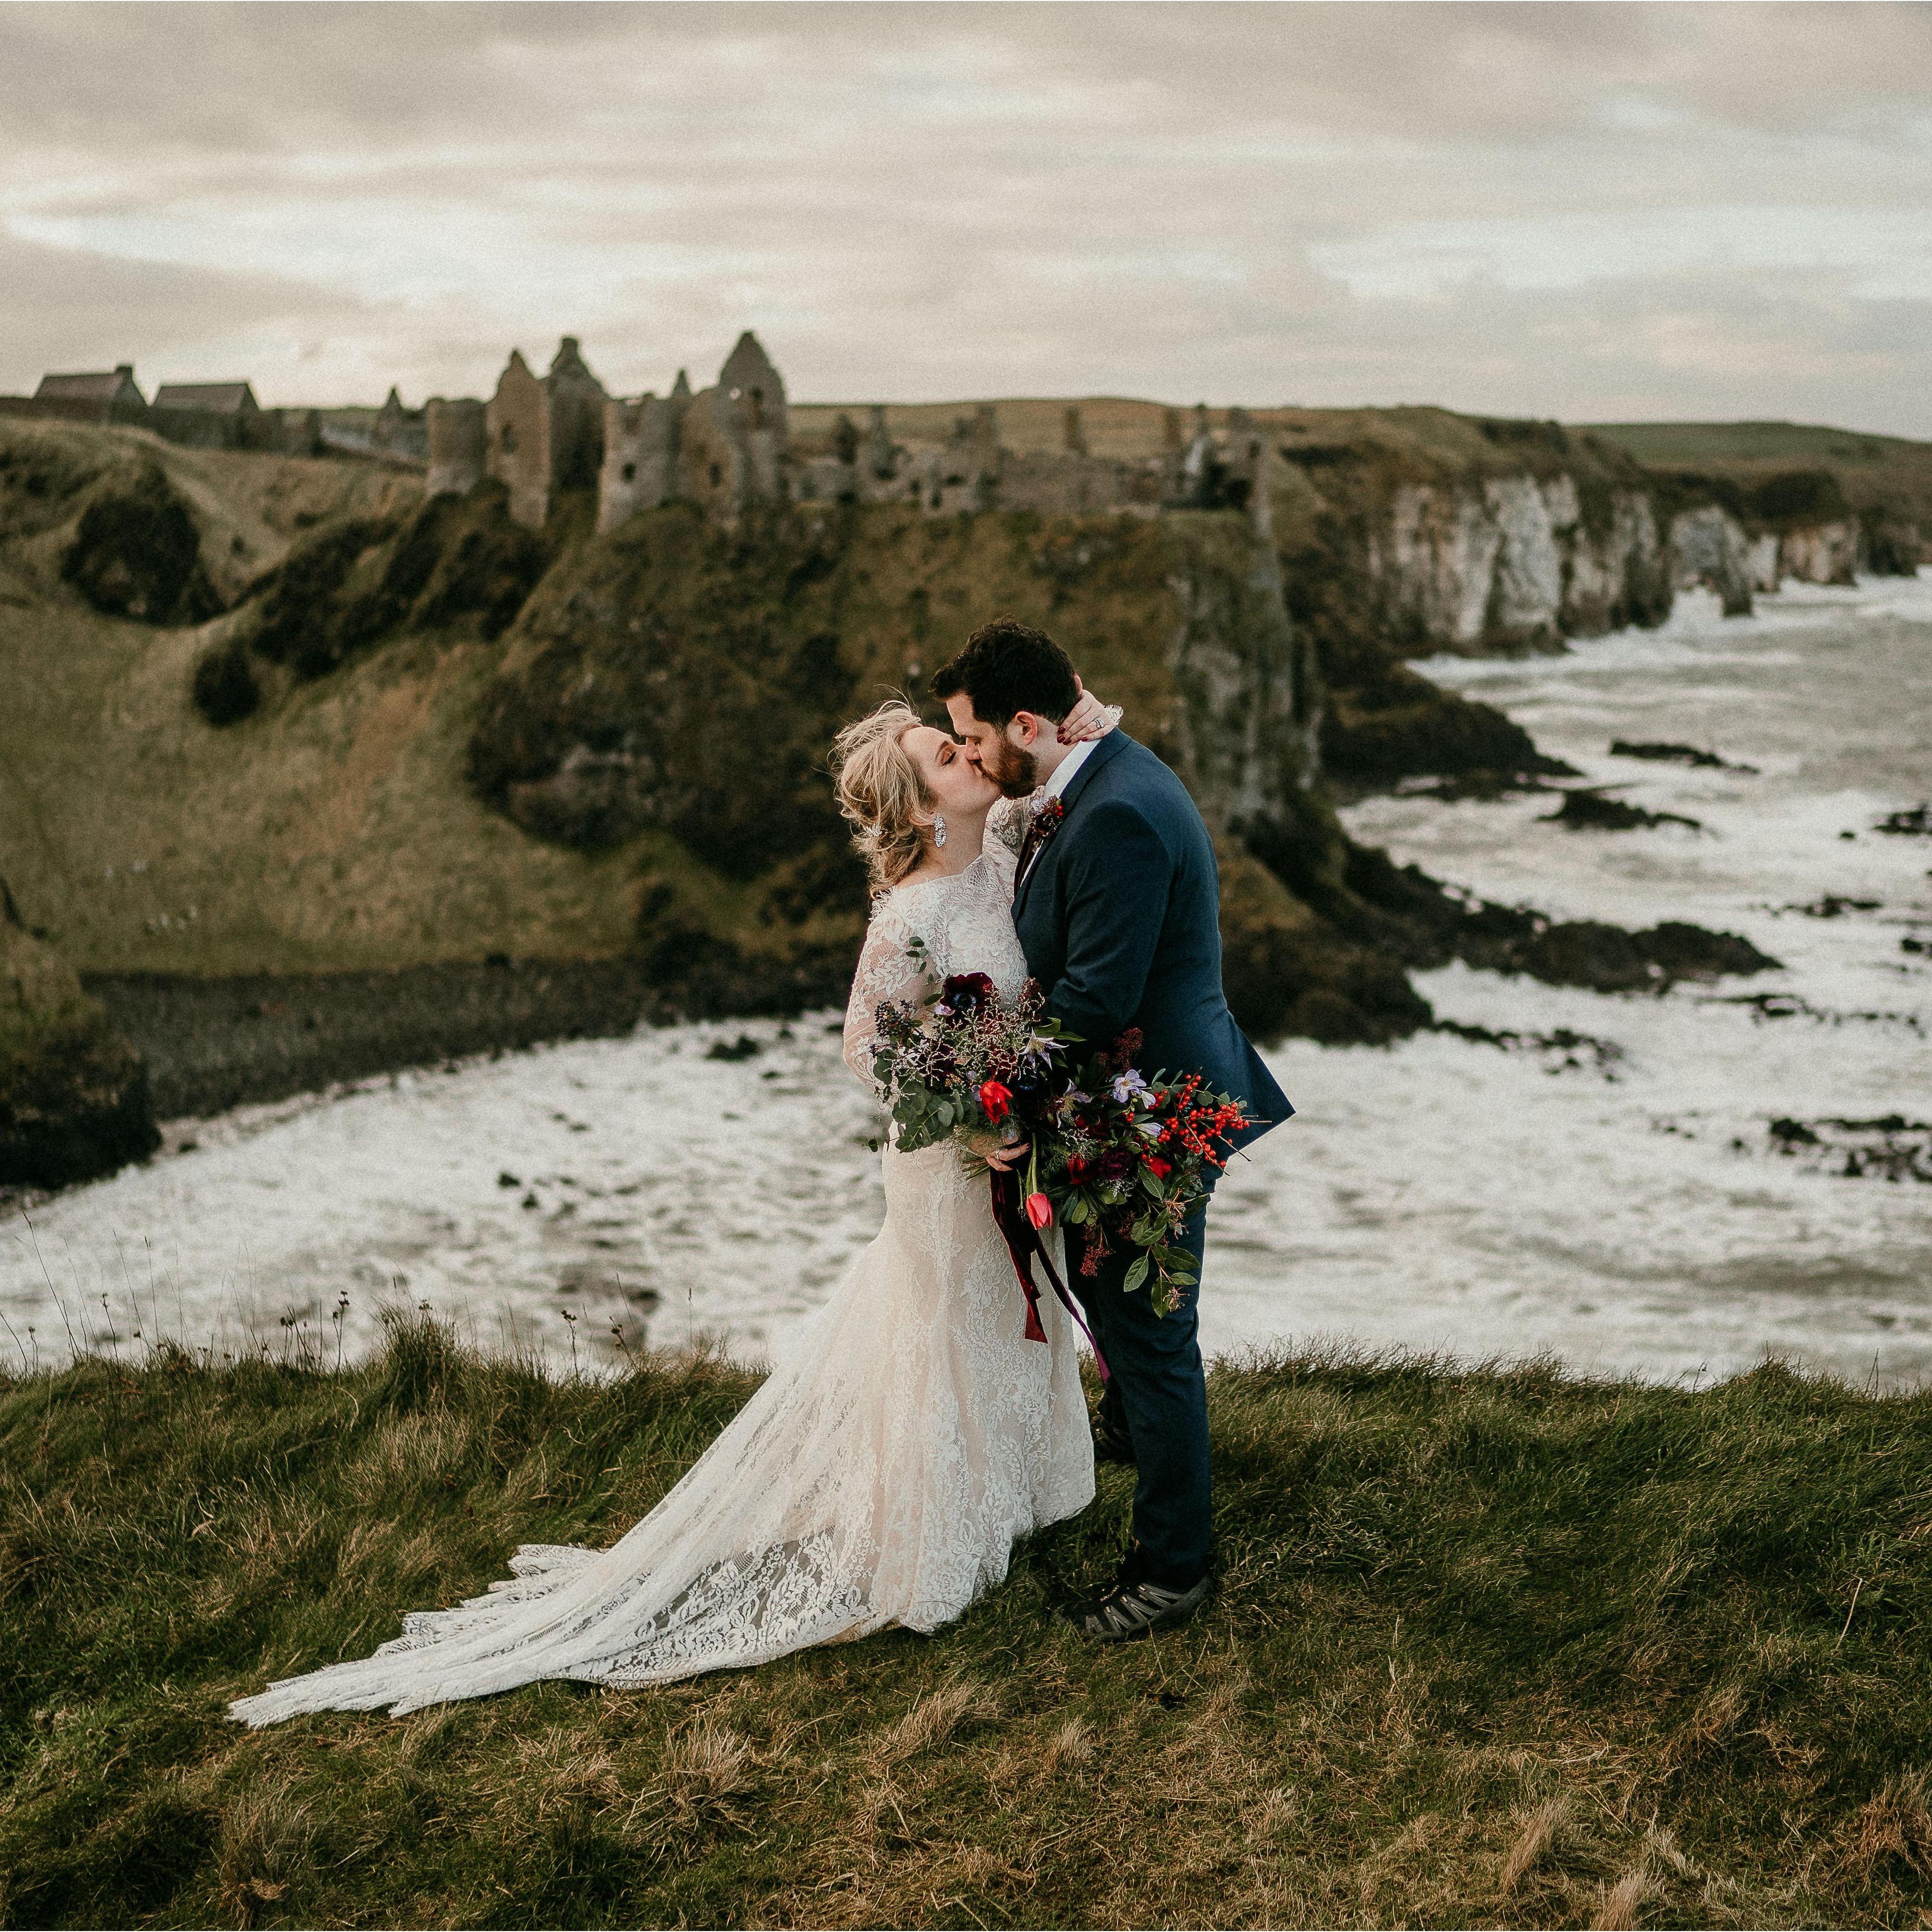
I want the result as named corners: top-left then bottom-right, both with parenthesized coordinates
top-left (426, 397), bottom-right (487, 497)
top-left (597, 386), bottom-right (686, 533)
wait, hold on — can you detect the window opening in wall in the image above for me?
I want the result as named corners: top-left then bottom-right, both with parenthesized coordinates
top-left (749, 386), bottom-right (763, 429)
top-left (501, 425), bottom-right (518, 453)
top-left (709, 462), bottom-right (722, 487)
top-left (621, 462), bottom-right (636, 482)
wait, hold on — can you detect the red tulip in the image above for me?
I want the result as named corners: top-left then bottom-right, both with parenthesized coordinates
top-left (1025, 1192), bottom-right (1053, 1229)
top-left (979, 1079), bottom-right (1013, 1121)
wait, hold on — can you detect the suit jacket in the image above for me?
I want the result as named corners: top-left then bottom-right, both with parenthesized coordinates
top-left (1014, 731), bottom-right (1292, 1149)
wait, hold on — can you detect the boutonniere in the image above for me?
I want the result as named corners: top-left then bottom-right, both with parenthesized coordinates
top-left (1018, 794), bottom-right (1066, 879)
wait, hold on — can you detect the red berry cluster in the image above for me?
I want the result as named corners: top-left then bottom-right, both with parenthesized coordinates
top-left (1153, 1073), bottom-right (1250, 1171)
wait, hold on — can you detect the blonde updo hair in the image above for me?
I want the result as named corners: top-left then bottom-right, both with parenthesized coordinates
top-left (830, 698), bottom-right (936, 892)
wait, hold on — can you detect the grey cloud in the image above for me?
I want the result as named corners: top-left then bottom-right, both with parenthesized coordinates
top-left (1, 3), bottom-right (1929, 433)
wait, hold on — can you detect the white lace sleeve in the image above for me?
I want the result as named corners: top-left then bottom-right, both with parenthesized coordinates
top-left (842, 894), bottom-right (931, 1096)
top-left (987, 795), bottom-right (1032, 856)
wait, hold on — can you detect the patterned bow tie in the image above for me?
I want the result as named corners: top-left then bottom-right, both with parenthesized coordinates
top-left (1015, 794), bottom-right (1066, 889)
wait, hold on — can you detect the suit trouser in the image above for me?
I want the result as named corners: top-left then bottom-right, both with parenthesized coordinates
top-left (1072, 1197), bottom-right (1211, 1587)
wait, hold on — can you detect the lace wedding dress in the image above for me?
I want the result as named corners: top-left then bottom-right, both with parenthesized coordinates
top-left (230, 808), bottom-right (1093, 1724)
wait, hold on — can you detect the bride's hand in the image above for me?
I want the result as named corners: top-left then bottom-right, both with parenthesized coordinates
top-left (959, 1128), bottom-right (1030, 1173)
top-left (1058, 675), bottom-right (1121, 745)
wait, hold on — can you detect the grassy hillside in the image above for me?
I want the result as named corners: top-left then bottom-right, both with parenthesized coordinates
top-left (1586, 419), bottom-right (1932, 532)
top-left (5, 1323), bottom-right (1932, 1928)
top-left (0, 423), bottom-right (724, 978)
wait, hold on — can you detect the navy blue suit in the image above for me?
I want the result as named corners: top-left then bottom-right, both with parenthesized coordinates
top-left (1013, 730), bottom-right (1291, 1586)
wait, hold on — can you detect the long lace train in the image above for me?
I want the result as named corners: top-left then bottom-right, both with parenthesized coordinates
top-left (230, 824), bottom-right (1092, 1723)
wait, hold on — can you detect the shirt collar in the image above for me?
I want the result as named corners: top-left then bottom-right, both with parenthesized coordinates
top-left (1041, 735), bottom-right (1098, 801)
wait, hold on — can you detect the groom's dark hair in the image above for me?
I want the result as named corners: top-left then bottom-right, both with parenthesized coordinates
top-left (929, 617), bottom-right (1079, 727)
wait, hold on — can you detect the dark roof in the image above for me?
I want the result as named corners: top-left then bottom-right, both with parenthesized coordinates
top-left (34, 367), bottom-right (142, 403)
top-left (152, 381), bottom-right (260, 414)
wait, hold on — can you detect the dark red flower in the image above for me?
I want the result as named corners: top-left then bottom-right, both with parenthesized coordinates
top-left (942, 972), bottom-right (995, 1010)
top-left (1145, 1156), bottom-right (1172, 1180)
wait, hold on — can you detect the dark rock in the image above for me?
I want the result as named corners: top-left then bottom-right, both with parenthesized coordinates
top-left (1610, 739), bottom-right (1757, 773)
top-left (61, 465), bottom-right (222, 626)
top-left (1320, 660), bottom-right (1577, 791)
top-left (1545, 789), bottom-right (1704, 833)
top-left (705, 1035), bottom-right (763, 1062)
top-left (1789, 895), bottom-right (1881, 918)
top-left (190, 635), bottom-right (262, 726)
top-left (1876, 804), bottom-right (1931, 837)
top-left (1217, 846), bottom-right (1433, 1046)
top-left (1333, 840), bottom-right (1777, 994)
top-left (1759, 1114), bottom-right (1931, 1184)
top-left (1636, 922), bottom-right (1781, 981)
top-left (0, 915), bottom-right (159, 1189)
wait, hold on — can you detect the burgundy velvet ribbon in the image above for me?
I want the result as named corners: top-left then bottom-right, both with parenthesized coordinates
top-left (988, 1168), bottom-right (1110, 1382)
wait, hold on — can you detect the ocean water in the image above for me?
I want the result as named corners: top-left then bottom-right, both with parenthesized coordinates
top-left (5, 575), bottom-right (1928, 1385)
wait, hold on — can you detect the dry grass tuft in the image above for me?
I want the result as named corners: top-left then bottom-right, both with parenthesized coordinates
top-left (1589, 1858), bottom-right (1654, 1931)
top-left (1043, 1715), bottom-right (1096, 1771)
top-left (867, 1675), bottom-right (993, 1770)
top-left (1500, 1794), bottom-right (1572, 1895)
top-left (647, 1719), bottom-right (760, 1832)
top-left (214, 1786), bottom-right (316, 1929)
top-left (1840, 1770), bottom-right (1932, 1885)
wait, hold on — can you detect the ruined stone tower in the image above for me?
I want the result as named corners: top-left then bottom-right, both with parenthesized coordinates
top-left (425, 397), bottom-right (486, 497)
top-left (485, 336), bottom-right (609, 528)
top-left (595, 334), bottom-right (792, 533)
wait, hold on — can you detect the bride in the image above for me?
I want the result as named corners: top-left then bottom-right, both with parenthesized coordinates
top-left (229, 690), bottom-right (1118, 1723)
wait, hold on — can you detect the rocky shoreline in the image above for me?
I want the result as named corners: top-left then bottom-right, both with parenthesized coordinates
top-left (79, 956), bottom-right (673, 1124)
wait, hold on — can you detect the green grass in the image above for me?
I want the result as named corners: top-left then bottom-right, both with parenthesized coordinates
top-left (5, 1321), bottom-right (1932, 1928)
top-left (1584, 421), bottom-right (1932, 527)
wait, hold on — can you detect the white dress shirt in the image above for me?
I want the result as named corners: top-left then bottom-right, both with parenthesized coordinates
top-left (1042, 734), bottom-right (1098, 800)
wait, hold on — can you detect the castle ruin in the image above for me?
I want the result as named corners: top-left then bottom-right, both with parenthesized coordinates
top-left (419, 329), bottom-right (1275, 537)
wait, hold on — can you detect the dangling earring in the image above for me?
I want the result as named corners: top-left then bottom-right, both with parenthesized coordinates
top-left (933, 813), bottom-right (948, 849)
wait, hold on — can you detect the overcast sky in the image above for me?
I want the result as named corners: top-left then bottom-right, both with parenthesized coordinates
top-left (4, 2), bottom-right (1931, 433)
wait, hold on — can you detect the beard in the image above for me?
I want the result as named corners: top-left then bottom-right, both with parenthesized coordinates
top-left (980, 733), bottom-right (1039, 798)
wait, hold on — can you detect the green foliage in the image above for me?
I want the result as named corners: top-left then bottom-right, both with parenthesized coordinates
top-left (194, 487), bottom-right (556, 724)
top-left (60, 466), bottom-right (223, 627)
top-left (4, 1325), bottom-right (1932, 1926)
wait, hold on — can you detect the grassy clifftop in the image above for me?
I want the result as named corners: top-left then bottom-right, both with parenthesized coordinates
top-left (1587, 419), bottom-right (1932, 523)
top-left (5, 1325), bottom-right (1932, 1927)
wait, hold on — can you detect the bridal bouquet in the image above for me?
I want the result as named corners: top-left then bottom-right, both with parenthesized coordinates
top-left (868, 964), bottom-right (1254, 1337)
top-left (1032, 1029), bottom-right (1254, 1317)
top-left (866, 961), bottom-right (1069, 1159)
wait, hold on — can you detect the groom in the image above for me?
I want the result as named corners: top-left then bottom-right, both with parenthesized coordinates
top-left (931, 618), bottom-right (1293, 1640)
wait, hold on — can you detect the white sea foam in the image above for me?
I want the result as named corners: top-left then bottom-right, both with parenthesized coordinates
top-left (5, 574), bottom-right (1929, 1385)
